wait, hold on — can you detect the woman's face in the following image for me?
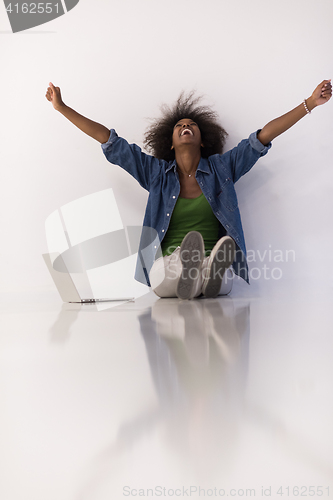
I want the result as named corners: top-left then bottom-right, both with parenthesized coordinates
top-left (171, 118), bottom-right (203, 151)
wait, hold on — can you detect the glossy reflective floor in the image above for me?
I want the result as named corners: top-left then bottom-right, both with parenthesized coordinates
top-left (1, 282), bottom-right (333, 500)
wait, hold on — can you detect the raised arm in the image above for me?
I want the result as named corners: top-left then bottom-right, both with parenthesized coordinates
top-left (45, 83), bottom-right (110, 144)
top-left (257, 79), bottom-right (332, 146)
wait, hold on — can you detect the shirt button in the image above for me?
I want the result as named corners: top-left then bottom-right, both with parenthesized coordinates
top-left (172, 196), bottom-right (176, 199)
top-left (167, 213), bottom-right (170, 216)
top-left (162, 229), bottom-right (165, 232)
top-left (154, 246), bottom-right (157, 249)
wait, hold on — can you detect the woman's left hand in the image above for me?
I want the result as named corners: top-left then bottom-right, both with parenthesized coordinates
top-left (311, 79), bottom-right (332, 106)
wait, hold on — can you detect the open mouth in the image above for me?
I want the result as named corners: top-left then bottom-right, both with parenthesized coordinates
top-left (180, 128), bottom-right (193, 136)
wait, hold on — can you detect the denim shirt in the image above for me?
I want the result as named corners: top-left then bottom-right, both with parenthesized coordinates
top-left (102, 129), bottom-right (272, 286)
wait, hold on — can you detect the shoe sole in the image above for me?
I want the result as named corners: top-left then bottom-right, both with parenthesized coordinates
top-left (176, 231), bottom-right (204, 300)
top-left (202, 237), bottom-right (235, 298)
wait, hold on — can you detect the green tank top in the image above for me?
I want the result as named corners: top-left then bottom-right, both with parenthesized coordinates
top-left (161, 193), bottom-right (219, 256)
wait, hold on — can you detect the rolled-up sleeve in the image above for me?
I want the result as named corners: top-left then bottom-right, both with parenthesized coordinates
top-left (101, 129), bottom-right (161, 191)
top-left (220, 130), bottom-right (272, 183)
top-left (101, 128), bottom-right (119, 151)
top-left (248, 129), bottom-right (272, 154)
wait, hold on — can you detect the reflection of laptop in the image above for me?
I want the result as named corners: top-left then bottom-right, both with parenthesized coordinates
top-left (43, 253), bottom-right (134, 303)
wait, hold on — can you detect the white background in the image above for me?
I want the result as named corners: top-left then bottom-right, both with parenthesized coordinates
top-left (1, 0), bottom-right (333, 294)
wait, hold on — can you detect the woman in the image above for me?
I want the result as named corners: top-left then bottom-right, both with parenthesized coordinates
top-left (46, 80), bottom-right (332, 299)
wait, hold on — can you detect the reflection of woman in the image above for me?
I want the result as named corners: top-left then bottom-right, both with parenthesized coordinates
top-left (139, 299), bottom-right (251, 478)
top-left (46, 81), bottom-right (331, 299)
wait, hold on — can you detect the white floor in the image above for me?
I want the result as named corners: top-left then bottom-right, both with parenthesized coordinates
top-left (0, 282), bottom-right (332, 500)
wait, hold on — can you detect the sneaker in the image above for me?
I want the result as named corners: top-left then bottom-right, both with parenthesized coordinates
top-left (202, 236), bottom-right (235, 298)
top-left (176, 231), bottom-right (205, 300)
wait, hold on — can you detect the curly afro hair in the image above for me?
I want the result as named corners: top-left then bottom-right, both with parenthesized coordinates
top-left (143, 91), bottom-right (228, 162)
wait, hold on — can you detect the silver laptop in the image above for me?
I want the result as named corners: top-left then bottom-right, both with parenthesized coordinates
top-left (43, 253), bottom-right (134, 303)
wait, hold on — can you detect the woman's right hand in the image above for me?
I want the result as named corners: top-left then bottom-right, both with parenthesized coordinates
top-left (45, 82), bottom-right (65, 111)
top-left (44, 83), bottom-right (110, 143)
